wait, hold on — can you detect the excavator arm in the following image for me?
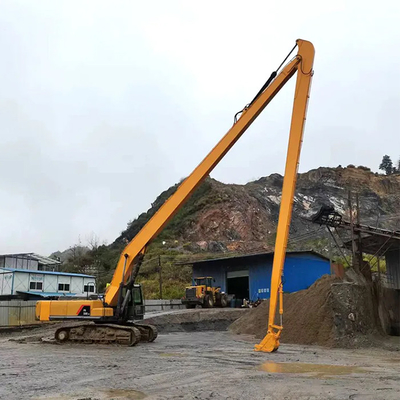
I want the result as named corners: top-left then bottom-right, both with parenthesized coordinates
top-left (254, 41), bottom-right (314, 353)
top-left (105, 39), bottom-right (315, 311)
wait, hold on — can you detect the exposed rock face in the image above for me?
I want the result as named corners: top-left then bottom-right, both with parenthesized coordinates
top-left (185, 181), bottom-right (274, 243)
top-left (116, 166), bottom-right (400, 254)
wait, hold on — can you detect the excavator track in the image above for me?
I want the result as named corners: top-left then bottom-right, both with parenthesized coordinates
top-left (133, 323), bottom-right (158, 342)
top-left (54, 324), bottom-right (141, 346)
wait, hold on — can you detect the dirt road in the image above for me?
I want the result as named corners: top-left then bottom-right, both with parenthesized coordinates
top-left (1, 328), bottom-right (399, 400)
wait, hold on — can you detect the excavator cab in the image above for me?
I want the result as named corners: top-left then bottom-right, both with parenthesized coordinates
top-left (119, 284), bottom-right (145, 321)
top-left (194, 277), bottom-right (214, 287)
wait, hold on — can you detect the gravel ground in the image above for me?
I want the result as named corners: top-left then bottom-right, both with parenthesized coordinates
top-left (0, 327), bottom-right (399, 400)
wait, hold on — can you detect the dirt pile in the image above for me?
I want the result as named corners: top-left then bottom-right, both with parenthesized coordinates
top-left (231, 274), bottom-right (387, 347)
top-left (230, 275), bottom-right (338, 346)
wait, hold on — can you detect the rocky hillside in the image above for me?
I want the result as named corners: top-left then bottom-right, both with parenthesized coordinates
top-left (58, 165), bottom-right (400, 296)
top-left (116, 165), bottom-right (400, 256)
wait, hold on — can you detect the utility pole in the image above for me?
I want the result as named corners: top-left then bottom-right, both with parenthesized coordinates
top-left (377, 257), bottom-right (381, 282)
top-left (355, 193), bottom-right (364, 270)
top-left (158, 255), bottom-right (163, 299)
top-left (348, 191), bottom-right (359, 272)
top-left (355, 192), bottom-right (360, 225)
top-left (328, 238), bottom-right (333, 275)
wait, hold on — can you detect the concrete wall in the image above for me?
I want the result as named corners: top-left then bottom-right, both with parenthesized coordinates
top-left (144, 299), bottom-right (184, 312)
top-left (330, 282), bottom-right (377, 343)
top-left (328, 281), bottom-right (400, 345)
top-left (377, 286), bottom-right (400, 336)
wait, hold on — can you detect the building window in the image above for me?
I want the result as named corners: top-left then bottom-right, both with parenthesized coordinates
top-left (29, 281), bottom-right (43, 290)
top-left (84, 285), bottom-right (95, 293)
top-left (58, 283), bottom-right (70, 292)
top-left (29, 274), bottom-right (43, 291)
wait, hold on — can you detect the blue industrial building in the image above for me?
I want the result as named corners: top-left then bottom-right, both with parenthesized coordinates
top-left (188, 251), bottom-right (330, 302)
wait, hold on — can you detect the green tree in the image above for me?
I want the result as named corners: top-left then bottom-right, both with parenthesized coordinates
top-left (379, 155), bottom-right (393, 175)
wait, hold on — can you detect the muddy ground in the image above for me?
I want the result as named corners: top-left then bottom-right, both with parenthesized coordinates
top-left (1, 323), bottom-right (400, 400)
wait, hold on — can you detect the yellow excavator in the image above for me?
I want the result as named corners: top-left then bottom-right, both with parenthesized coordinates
top-left (36, 39), bottom-right (314, 352)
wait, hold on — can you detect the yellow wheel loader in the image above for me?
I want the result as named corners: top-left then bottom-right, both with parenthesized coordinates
top-left (182, 277), bottom-right (229, 309)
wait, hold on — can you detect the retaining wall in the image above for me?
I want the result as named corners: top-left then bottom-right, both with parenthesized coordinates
top-left (144, 299), bottom-right (184, 312)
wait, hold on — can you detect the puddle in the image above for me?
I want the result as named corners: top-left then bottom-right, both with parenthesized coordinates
top-left (258, 361), bottom-right (366, 378)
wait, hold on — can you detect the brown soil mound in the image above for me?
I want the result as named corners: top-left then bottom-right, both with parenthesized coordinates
top-left (230, 275), bottom-right (339, 346)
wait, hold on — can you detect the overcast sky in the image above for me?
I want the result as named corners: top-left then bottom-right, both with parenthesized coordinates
top-left (1, 0), bottom-right (399, 255)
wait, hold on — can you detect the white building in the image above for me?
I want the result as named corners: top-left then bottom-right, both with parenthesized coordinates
top-left (0, 268), bottom-right (97, 299)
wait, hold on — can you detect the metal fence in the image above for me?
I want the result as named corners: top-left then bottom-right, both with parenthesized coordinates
top-left (0, 300), bottom-right (38, 327)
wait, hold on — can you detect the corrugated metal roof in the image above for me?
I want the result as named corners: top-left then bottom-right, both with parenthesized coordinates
top-left (0, 253), bottom-right (61, 265)
top-left (0, 268), bottom-right (94, 278)
top-left (16, 291), bottom-right (78, 297)
top-left (176, 250), bottom-right (330, 266)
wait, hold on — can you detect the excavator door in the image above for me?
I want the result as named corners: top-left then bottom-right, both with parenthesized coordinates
top-left (123, 284), bottom-right (145, 321)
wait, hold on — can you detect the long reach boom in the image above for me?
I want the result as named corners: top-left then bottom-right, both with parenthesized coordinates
top-left (106, 40), bottom-right (314, 315)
